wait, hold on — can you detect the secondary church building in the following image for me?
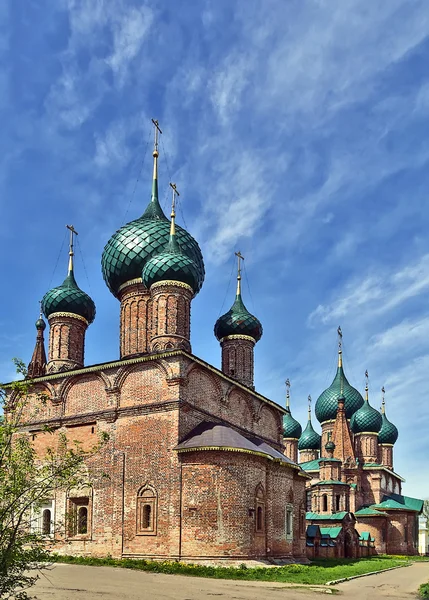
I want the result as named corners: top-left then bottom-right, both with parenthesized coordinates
top-left (14, 122), bottom-right (422, 561)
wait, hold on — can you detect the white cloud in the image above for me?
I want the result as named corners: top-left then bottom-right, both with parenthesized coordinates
top-left (308, 253), bottom-right (429, 326)
top-left (106, 6), bottom-right (153, 87)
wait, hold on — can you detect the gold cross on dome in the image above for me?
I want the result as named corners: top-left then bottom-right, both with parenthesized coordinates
top-left (169, 182), bottom-right (180, 215)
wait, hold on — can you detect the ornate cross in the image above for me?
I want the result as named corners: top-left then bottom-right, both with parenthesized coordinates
top-left (235, 251), bottom-right (244, 279)
top-left (151, 118), bottom-right (162, 152)
top-left (285, 378), bottom-right (290, 407)
top-left (169, 182), bottom-right (180, 215)
top-left (66, 225), bottom-right (78, 269)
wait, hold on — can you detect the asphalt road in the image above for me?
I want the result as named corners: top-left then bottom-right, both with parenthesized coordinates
top-left (30, 561), bottom-right (429, 599)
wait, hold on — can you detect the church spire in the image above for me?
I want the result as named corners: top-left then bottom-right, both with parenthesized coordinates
top-left (286, 378), bottom-right (290, 410)
top-left (142, 119), bottom-right (166, 220)
top-left (27, 304), bottom-right (47, 379)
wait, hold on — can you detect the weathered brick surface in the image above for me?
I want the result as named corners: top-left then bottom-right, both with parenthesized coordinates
top-left (119, 283), bottom-right (151, 358)
top-left (14, 350), bottom-right (304, 560)
top-left (47, 314), bottom-right (88, 372)
top-left (220, 337), bottom-right (255, 388)
top-left (149, 282), bottom-right (192, 353)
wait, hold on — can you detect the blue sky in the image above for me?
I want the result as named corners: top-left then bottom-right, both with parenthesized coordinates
top-left (1, 0), bottom-right (428, 499)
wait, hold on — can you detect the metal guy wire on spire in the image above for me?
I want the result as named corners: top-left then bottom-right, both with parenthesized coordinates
top-left (66, 225), bottom-right (78, 273)
top-left (235, 251), bottom-right (244, 295)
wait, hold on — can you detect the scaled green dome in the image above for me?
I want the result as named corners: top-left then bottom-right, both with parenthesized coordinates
top-left (214, 292), bottom-right (263, 342)
top-left (142, 234), bottom-right (200, 293)
top-left (378, 411), bottom-right (398, 445)
top-left (41, 271), bottom-right (96, 324)
top-left (283, 409), bottom-right (302, 439)
top-left (350, 398), bottom-right (382, 434)
top-left (101, 197), bottom-right (204, 297)
top-left (315, 358), bottom-right (364, 423)
top-left (298, 419), bottom-right (321, 451)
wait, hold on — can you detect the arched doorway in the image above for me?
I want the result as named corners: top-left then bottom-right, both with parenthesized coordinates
top-left (344, 529), bottom-right (355, 558)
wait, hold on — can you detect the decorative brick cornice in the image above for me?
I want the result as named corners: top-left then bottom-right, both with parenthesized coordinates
top-left (118, 278), bottom-right (145, 293)
top-left (220, 334), bottom-right (255, 343)
top-left (19, 399), bottom-right (180, 430)
top-left (150, 280), bottom-right (193, 294)
top-left (5, 349), bottom-right (287, 414)
top-left (48, 312), bottom-right (89, 326)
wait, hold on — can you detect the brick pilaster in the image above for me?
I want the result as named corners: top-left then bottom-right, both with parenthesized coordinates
top-left (283, 438), bottom-right (298, 463)
top-left (379, 444), bottom-right (393, 470)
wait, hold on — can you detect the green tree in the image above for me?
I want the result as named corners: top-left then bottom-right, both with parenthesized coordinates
top-left (423, 499), bottom-right (429, 526)
top-left (0, 360), bottom-right (106, 599)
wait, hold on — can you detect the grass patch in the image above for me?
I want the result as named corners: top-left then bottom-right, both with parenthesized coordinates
top-left (46, 554), bottom-right (413, 585)
top-left (420, 582), bottom-right (429, 599)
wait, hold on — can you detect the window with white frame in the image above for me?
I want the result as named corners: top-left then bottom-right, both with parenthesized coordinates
top-left (30, 500), bottom-right (55, 536)
top-left (286, 504), bottom-right (293, 540)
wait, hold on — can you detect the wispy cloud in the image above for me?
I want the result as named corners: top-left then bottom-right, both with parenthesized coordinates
top-left (308, 253), bottom-right (429, 326)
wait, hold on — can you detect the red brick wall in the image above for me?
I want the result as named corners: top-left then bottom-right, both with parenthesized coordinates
top-left (220, 337), bottom-right (255, 389)
top-left (47, 314), bottom-right (88, 372)
top-left (119, 283), bottom-right (150, 358)
top-left (149, 282), bottom-right (192, 353)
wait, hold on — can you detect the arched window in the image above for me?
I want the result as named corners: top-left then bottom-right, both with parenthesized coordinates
top-left (42, 509), bottom-right (51, 535)
top-left (67, 489), bottom-right (91, 538)
top-left (255, 484), bottom-right (265, 534)
top-left (137, 486), bottom-right (157, 535)
top-left (322, 494), bottom-right (328, 512)
top-left (335, 495), bottom-right (341, 512)
top-left (78, 506), bottom-right (88, 534)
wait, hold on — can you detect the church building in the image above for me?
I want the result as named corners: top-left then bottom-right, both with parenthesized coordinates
top-left (11, 121), bottom-right (422, 562)
top-left (15, 122), bottom-right (309, 562)
top-left (283, 334), bottom-right (423, 558)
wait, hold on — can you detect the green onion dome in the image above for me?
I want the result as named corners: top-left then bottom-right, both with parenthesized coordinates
top-left (283, 408), bottom-right (302, 439)
top-left (35, 315), bottom-right (46, 331)
top-left (325, 440), bottom-right (335, 453)
top-left (142, 219), bottom-right (200, 294)
top-left (101, 152), bottom-right (204, 297)
top-left (378, 401), bottom-right (398, 444)
top-left (214, 272), bottom-right (262, 342)
top-left (315, 352), bottom-right (364, 423)
top-left (298, 418), bottom-right (321, 451)
top-left (350, 386), bottom-right (382, 434)
top-left (42, 270), bottom-right (96, 324)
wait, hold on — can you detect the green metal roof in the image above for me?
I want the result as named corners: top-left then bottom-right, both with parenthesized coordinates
top-left (360, 531), bottom-right (371, 541)
top-left (315, 361), bottom-right (364, 423)
top-left (355, 507), bottom-right (387, 517)
top-left (300, 457), bottom-right (341, 472)
top-left (101, 182), bottom-right (204, 297)
top-left (306, 511), bottom-right (347, 521)
top-left (214, 290), bottom-right (262, 342)
top-left (282, 408), bottom-right (302, 439)
top-left (378, 411), bottom-right (399, 445)
top-left (298, 418), bottom-right (321, 451)
top-left (313, 480), bottom-right (348, 486)
top-left (372, 494), bottom-right (424, 513)
top-left (350, 397), bottom-right (382, 434)
top-left (42, 269), bottom-right (96, 324)
top-left (320, 526), bottom-right (342, 539)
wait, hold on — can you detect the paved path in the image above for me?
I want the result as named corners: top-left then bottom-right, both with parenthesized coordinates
top-left (336, 561), bottom-right (429, 599)
top-left (31, 561), bottom-right (429, 600)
